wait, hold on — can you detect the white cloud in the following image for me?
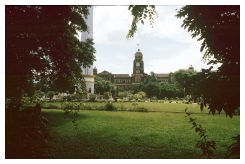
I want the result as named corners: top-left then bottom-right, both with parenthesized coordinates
top-left (93, 6), bottom-right (211, 74)
top-left (94, 6), bottom-right (132, 45)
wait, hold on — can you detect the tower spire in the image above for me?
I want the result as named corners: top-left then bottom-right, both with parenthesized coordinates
top-left (137, 43), bottom-right (140, 51)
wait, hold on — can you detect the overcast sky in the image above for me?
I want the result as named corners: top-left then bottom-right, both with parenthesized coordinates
top-left (93, 6), bottom-right (211, 74)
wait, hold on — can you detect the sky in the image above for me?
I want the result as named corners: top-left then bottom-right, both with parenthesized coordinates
top-left (93, 6), bottom-right (214, 74)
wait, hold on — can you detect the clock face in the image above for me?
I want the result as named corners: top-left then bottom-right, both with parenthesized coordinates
top-left (136, 62), bottom-right (140, 66)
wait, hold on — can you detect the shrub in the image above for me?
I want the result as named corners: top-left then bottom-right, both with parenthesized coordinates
top-left (151, 96), bottom-right (157, 100)
top-left (119, 104), bottom-right (125, 111)
top-left (89, 94), bottom-right (96, 102)
top-left (33, 90), bottom-right (45, 100)
top-left (131, 102), bottom-right (148, 112)
top-left (133, 93), bottom-right (141, 101)
top-left (63, 95), bottom-right (74, 101)
top-left (62, 103), bottom-right (80, 110)
top-left (131, 107), bottom-right (148, 112)
top-left (137, 91), bottom-right (146, 99)
top-left (131, 102), bottom-right (138, 106)
top-left (21, 96), bottom-right (32, 104)
top-left (103, 92), bottom-right (111, 100)
top-left (42, 103), bottom-right (60, 109)
top-left (104, 102), bottom-right (116, 111)
top-left (82, 105), bottom-right (93, 110)
top-left (117, 91), bottom-right (128, 99)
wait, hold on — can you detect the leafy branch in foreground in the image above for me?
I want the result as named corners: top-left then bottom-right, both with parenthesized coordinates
top-left (62, 102), bottom-right (81, 136)
top-left (127, 5), bottom-right (157, 38)
top-left (185, 108), bottom-right (216, 158)
top-left (177, 6), bottom-right (240, 116)
top-left (226, 134), bottom-right (240, 159)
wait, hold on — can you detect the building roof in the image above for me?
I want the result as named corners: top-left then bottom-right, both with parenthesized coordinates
top-left (154, 73), bottom-right (169, 78)
top-left (178, 69), bottom-right (186, 71)
top-left (99, 70), bottom-right (111, 75)
top-left (113, 74), bottom-right (130, 78)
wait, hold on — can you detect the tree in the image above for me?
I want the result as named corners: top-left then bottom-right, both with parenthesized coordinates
top-left (6, 5), bottom-right (158, 106)
top-left (133, 91), bottom-right (146, 101)
top-left (47, 91), bottom-right (55, 101)
top-left (172, 70), bottom-right (196, 96)
top-left (144, 72), bottom-right (158, 83)
top-left (159, 83), bottom-right (182, 98)
top-left (94, 76), bottom-right (114, 95)
top-left (143, 82), bottom-right (160, 98)
top-left (103, 92), bottom-right (111, 100)
top-left (6, 6), bottom-right (95, 107)
top-left (33, 90), bottom-right (45, 100)
top-left (130, 71), bottom-right (182, 99)
top-left (188, 68), bottom-right (239, 116)
top-left (176, 6), bottom-right (240, 116)
top-left (6, 6), bottom-right (96, 158)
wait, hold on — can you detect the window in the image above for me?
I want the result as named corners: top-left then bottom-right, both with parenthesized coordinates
top-left (135, 77), bottom-right (140, 83)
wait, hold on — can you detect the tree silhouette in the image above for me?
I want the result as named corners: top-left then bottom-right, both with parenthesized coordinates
top-left (177, 6), bottom-right (240, 117)
top-left (6, 6), bottom-right (95, 106)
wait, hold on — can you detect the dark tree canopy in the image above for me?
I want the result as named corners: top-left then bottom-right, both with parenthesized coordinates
top-left (172, 70), bottom-right (196, 95)
top-left (6, 6), bottom-right (96, 105)
top-left (176, 6), bottom-right (240, 117)
top-left (177, 6), bottom-right (239, 69)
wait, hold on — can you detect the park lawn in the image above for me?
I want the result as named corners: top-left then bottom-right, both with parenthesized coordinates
top-left (43, 102), bottom-right (239, 159)
top-left (42, 101), bottom-right (211, 113)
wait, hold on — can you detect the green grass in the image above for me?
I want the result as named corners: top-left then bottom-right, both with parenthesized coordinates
top-left (42, 101), bottom-right (210, 113)
top-left (43, 102), bottom-right (239, 159)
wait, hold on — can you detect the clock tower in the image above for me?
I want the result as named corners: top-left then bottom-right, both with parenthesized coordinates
top-left (132, 49), bottom-right (145, 84)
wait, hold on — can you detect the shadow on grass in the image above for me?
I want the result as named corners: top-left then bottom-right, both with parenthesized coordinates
top-left (151, 110), bottom-right (214, 115)
top-left (42, 109), bottom-right (90, 128)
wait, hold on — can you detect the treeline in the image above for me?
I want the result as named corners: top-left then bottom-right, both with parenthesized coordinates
top-left (95, 70), bottom-right (196, 99)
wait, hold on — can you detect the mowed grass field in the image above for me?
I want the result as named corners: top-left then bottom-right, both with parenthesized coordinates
top-left (43, 102), bottom-right (240, 159)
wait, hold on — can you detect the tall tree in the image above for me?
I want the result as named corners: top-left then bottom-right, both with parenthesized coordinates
top-left (94, 76), bottom-right (114, 95)
top-left (172, 70), bottom-right (196, 96)
top-left (6, 6), bottom-right (96, 158)
top-left (176, 6), bottom-right (240, 116)
top-left (6, 6), bottom-right (96, 106)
